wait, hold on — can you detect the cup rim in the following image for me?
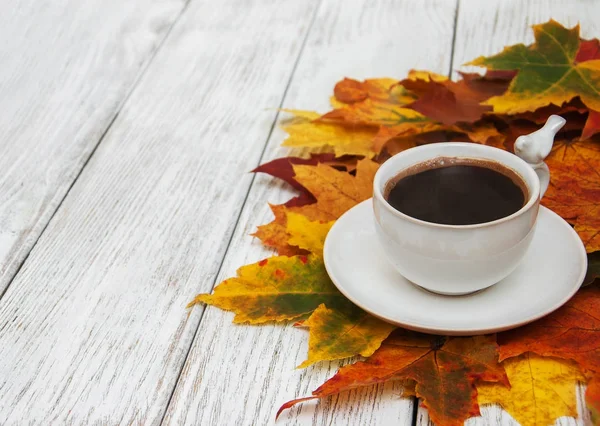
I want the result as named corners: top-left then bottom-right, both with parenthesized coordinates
top-left (373, 142), bottom-right (541, 230)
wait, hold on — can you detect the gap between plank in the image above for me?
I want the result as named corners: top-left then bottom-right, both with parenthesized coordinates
top-left (447, 0), bottom-right (461, 77)
top-left (0, 0), bottom-right (193, 302)
top-left (158, 0), bottom-right (324, 424)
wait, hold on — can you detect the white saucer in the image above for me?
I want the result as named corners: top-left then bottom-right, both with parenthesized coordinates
top-left (323, 200), bottom-right (587, 336)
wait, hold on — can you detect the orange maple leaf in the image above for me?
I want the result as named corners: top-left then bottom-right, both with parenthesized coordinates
top-left (278, 331), bottom-right (508, 426)
top-left (542, 139), bottom-right (600, 253)
top-left (289, 158), bottom-right (378, 222)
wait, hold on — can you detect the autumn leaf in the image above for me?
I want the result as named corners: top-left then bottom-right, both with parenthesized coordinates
top-left (400, 71), bottom-right (511, 125)
top-left (297, 304), bottom-right (395, 368)
top-left (406, 69), bottom-right (448, 83)
top-left (583, 110), bottom-right (600, 140)
top-left (459, 121), bottom-right (505, 147)
top-left (290, 158), bottom-right (378, 222)
top-left (252, 158), bottom-right (373, 254)
top-left (333, 78), bottom-right (401, 104)
top-left (323, 100), bottom-right (440, 133)
top-left (322, 80), bottom-right (446, 144)
top-left (498, 286), bottom-right (600, 374)
top-left (286, 213), bottom-right (334, 257)
top-left (252, 153), bottom-right (351, 208)
top-left (189, 255), bottom-right (350, 323)
top-left (542, 138), bottom-right (600, 252)
top-left (468, 20), bottom-right (600, 114)
top-left (279, 331), bottom-right (508, 426)
top-left (477, 353), bottom-right (585, 426)
top-left (253, 153), bottom-right (339, 194)
top-left (280, 110), bottom-right (378, 157)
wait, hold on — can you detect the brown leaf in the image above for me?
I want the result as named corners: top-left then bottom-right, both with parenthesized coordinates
top-left (279, 331), bottom-right (508, 426)
top-left (400, 72), bottom-right (511, 125)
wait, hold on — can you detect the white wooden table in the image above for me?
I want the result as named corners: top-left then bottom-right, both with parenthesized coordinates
top-left (0, 0), bottom-right (595, 424)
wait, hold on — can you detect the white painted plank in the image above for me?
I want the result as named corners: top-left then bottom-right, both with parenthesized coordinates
top-left (0, 0), bottom-right (187, 296)
top-left (416, 0), bottom-right (600, 424)
top-left (0, 0), bottom-right (320, 424)
top-left (163, 0), bottom-right (458, 424)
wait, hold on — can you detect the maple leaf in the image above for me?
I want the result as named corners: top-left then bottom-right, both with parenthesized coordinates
top-left (498, 285), bottom-right (600, 373)
top-left (252, 159), bottom-right (375, 253)
top-left (280, 110), bottom-right (378, 157)
top-left (468, 20), bottom-right (600, 114)
top-left (189, 255), bottom-right (350, 323)
top-left (286, 213), bottom-right (333, 257)
top-left (279, 331), bottom-right (508, 426)
top-left (322, 80), bottom-right (446, 145)
top-left (252, 153), bottom-right (350, 208)
top-left (541, 139), bottom-right (600, 253)
top-left (477, 353), bottom-right (584, 426)
top-left (290, 158), bottom-right (379, 222)
top-left (400, 71), bottom-right (511, 125)
top-left (297, 304), bottom-right (395, 369)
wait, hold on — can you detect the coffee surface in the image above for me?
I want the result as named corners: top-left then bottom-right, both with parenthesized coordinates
top-left (385, 158), bottom-right (526, 225)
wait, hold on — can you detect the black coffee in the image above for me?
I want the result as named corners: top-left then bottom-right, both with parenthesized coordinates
top-left (385, 158), bottom-right (526, 225)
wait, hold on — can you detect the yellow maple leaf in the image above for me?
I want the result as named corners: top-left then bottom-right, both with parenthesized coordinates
top-left (280, 109), bottom-right (378, 157)
top-left (297, 304), bottom-right (396, 368)
top-left (286, 213), bottom-right (334, 257)
top-left (190, 255), bottom-right (350, 324)
top-left (477, 353), bottom-right (585, 426)
top-left (291, 158), bottom-right (379, 222)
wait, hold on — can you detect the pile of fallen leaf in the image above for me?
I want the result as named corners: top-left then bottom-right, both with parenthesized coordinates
top-left (190, 20), bottom-right (600, 426)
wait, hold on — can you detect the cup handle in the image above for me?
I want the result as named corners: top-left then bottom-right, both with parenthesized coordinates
top-left (513, 115), bottom-right (566, 199)
top-left (530, 162), bottom-right (550, 198)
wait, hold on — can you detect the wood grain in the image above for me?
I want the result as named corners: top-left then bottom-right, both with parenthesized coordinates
top-left (416, 0), bottom-right (600, 424)
top-left (162, 0), bottom-right (458, 424)
top-left (0, 0), bottom-right (187, 296)
top-left (0, 0), bottom-right (320, 423)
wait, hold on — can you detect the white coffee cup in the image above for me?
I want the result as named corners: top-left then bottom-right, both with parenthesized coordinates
top-left (372, 116), bottom-right (565, 295)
